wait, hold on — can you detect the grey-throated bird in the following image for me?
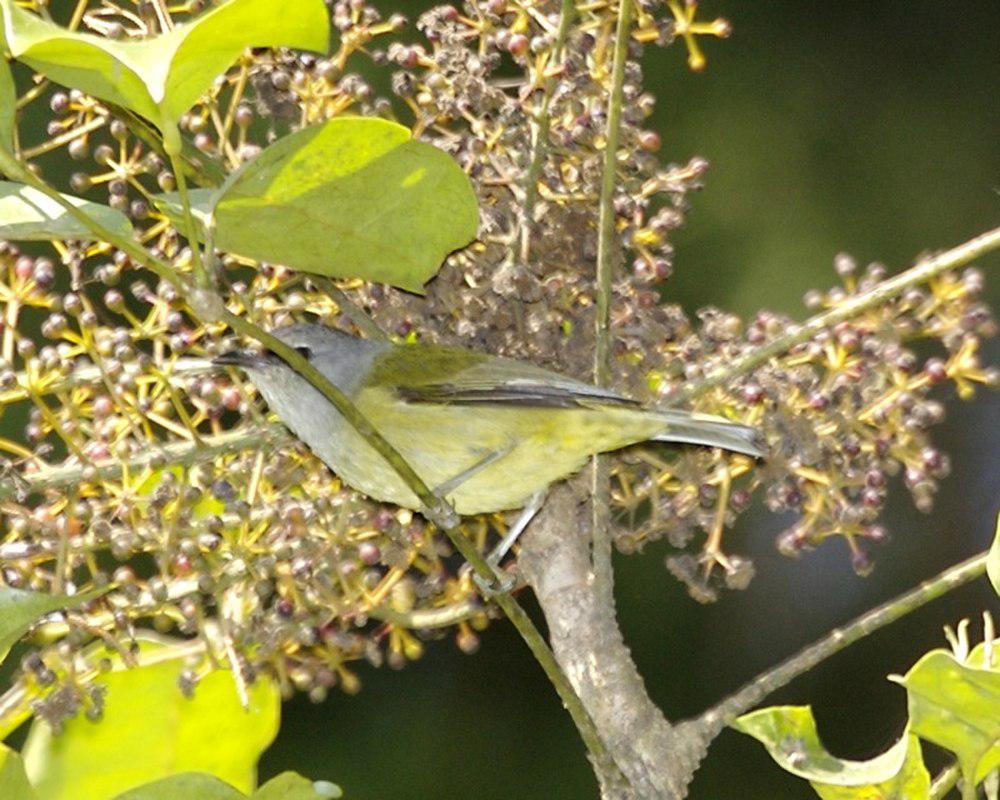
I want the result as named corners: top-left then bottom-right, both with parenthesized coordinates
top-left (215, 323), bottom-right (766, 564)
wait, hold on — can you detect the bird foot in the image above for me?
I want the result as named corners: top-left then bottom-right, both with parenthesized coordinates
top-left (472, 561), bottom-right (517, 597)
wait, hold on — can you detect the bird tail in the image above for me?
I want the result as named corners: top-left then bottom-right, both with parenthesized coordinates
top-left (650, 409), bottom-right (767, 458)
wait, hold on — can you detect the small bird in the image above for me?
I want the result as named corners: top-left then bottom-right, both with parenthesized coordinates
top-left (215, 323), bottom-right (765, 563)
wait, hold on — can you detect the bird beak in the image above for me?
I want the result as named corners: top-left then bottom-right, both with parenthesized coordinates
top-left (212, 349), bottom-right (259, 368)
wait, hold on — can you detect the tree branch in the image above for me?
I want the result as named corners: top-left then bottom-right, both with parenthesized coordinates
top-left (519, 224), bottom-right (1000, 798)
top-left (677, 225), bottom-right (1000, 404)
top-left (520, 479), bottom-right (697, 800)
top-left (679, 550), bottom-right (988, 749)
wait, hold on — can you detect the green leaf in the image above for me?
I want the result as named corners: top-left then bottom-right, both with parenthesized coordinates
top-left (988, 513), bottom-right (1000, 598)
top-left (0, 0), bottom-right (329, 127)
top-left (0, 180), bottom-right (131, 241)
top-left (733, 705), bottom-right (930, 799)
top-left (151, 189), bottom-right (215, 229)
top-left (0, 744), bottom-right (38, 800)
top-left (22, 641), bottom-right (281, 800)
top-left (167, 117), bottom-right (479, 293)
top-left (0, 585), bottom-right (107, 665)
top-left (0, 57), bottom-right (14, 153)
top-left (112, 771), bottom-right (342, 800)
top-left (253, 772), bottom-right (343, 799)
top-left (892, 648), bottom-right (1000, 784)
top-left (114, 773), bottom-right (245, 800)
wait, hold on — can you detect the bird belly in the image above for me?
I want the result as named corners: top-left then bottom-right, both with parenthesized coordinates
top-left (343, 392), bottom-right (666, 514)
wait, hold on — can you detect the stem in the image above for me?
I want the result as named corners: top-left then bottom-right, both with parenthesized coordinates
top-left (0, 426), bottom-right (288, 502)
top-left (108, 103), bottom-right (226, 187)
top-left (688, 550), bottom-right (988, 737)
top-left (930, 764), bottom-right (960, 800)
top-left (961, 774), bottom-right (976, 800)
top-left (367, 598), bottom-right (483, 628)
top-left (164, 129), bottom-right (209, 287)
top-left (0, 147), bottom-right (618, 783)
top-left (677, 225), bottom-right (1000, 403)
top-left (591, 0), bottom-right (634, 603)
top-left (519, 0), bottom-right (576, 262)
top-left (309, 276), bottom-right (388, 341)
top-left (0, 358), bottom-right (210, 407)
top-left (21, 115), bottom-right (109, 160)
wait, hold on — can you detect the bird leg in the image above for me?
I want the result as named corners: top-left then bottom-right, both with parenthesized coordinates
top-left (489, 489), bottom-right (548, 566)
top-left (430, 442), bottom-right (517, 501)
top-left (474, 489), bottom-right (548, 596)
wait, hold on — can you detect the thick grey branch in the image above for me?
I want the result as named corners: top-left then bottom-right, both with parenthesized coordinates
top-left (519, 478), bottom-right (701, 800)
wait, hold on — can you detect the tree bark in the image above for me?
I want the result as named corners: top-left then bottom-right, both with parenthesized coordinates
top-left (518, 477), bottom-right (706, 799)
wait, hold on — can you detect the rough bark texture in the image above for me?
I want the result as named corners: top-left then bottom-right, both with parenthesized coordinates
top-left (518, 477), bottom-right (706, 799)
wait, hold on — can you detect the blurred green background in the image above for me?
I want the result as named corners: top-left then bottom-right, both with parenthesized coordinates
top-left (260, 1), bottom-right (1000, 798)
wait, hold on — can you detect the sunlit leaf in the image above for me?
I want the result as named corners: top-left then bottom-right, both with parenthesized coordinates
top-left (113, 771), bottom-right (342, 800)
top-left (733, 705), bottom-right (930, 799)
top-left (150, 189), bottom-right (215, 229)
top-left (166, 117), bottom-right (479, 293)
top-left (988, 513), bottom-right (1000, 598)
top-left (253, 772), bottom-right (343, 799)
top-left (0, 0), bottom-right (329, 127)
top-left (0, 585), bottom-right (107, 665)
top-left (0, 744), bottom-right (38, 800)
top-left (23, 641), bottom-right (281, 800)
top-left (0, 181), bottom-right (131, 241)
top-left (0, 57), bottom-right (14, 153)
top-left (893, 648), bottom-right (1000, 783)
top-left (114, 773), bottom-right (245, 800)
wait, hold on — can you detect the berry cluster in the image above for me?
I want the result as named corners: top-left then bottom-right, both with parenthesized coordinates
top-left (0, 0), bottom-right (993, 724)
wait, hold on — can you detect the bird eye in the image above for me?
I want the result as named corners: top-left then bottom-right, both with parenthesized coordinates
top-left (294, 345), bottom-right (312, 360)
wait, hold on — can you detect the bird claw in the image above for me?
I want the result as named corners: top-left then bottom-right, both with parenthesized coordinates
top-left (473, 562), bottom-right (516, 597)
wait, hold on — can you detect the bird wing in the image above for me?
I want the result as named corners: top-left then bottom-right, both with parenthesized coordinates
top-left (365, 343), bottom-right (640, 409)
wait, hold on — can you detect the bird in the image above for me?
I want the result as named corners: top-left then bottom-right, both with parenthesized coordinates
top-left (215, 322), bottom-right (766, 566)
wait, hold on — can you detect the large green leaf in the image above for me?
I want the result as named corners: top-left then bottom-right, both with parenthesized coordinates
top-left (114, 771), bottom-right (342, 800)
top-left (0, 57), bottom-right (14, 153)
top-left (0, 0), bottom-right (328, 127)
top-left (988, 513), bottom-right (1000, 598)
top-left (0, 744), bottom-right (37, 800)
top-left (893, 647), bottom-right (1000, 783)
top-left (114, 773), bottom-right (245, 800)
top-left (253, 772), bottom-right (342, 799)
top-left (0, 180), bottom-right (131, 241)
top-left (0, 585), bottom-right (107, 665)
top-left (23, 642), bottom-right (281, 800)
top-left (733, 705), bottom-right (930, 799)
top-left (157, 117), bottom-right (479, 293)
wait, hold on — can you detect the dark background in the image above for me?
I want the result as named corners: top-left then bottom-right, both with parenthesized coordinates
top-left (269, 1), bottom-right (996, 797)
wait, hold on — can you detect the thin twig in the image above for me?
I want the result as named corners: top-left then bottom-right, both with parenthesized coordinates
top-left (0, 358), bottom-right (210, 410)
top-left (686, 550), bottom-right (988, 738)
top-left (519, 0), bottom-right (576, 263)
top-left (309, 276), bottom-right (388, 341)
top-left (367, 598), bottom-right (484, 628)
top-left (930, 764), bottom-right (960, 800)
top-left (0, 425), bottom-right (288, 501)
top-left (591, 0), bottom-right (634, 604)
top-left (164, 141), bottom-right (209, 286)
top-left (678, 226), bottom-right (1000, 404)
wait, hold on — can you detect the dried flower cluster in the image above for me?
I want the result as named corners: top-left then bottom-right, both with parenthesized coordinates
top-left (0, 0), bottom-right (994, 724)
